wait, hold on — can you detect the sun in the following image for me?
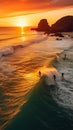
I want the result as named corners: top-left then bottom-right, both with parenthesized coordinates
top-left (16, 17), bottom-right (28, 27)
top-left (18, 21), bottom-right (25, 27)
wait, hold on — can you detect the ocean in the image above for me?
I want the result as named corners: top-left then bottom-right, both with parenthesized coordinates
top-left (0, 27), bottom-right (73, 130)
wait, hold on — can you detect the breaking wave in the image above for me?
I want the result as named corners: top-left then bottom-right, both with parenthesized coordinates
top-left (0, 35), bottom-right (47, 58)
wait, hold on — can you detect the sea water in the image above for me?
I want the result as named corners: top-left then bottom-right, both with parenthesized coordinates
top-left (0, 27), bottom-right (73, 130)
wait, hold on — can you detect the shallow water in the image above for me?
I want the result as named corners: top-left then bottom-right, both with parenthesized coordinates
top-left (0, 28), bottom-right (73, 130)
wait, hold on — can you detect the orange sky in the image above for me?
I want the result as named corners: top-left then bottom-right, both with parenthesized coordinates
top-left (0, 0), bottom-right (73, 26)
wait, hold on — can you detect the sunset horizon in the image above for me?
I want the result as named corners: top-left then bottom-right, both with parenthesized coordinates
top-left (0, 13), bottom-right (73, 27)
top-left (0, 0), bottom-right (73, 27)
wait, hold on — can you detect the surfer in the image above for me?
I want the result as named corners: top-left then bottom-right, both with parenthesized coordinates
top-left (39, 71), bottom-right (41, 77)
top-left (62, 73), bottom-right (64, 80)
top-left (53, 75), bottom-right (56, 82)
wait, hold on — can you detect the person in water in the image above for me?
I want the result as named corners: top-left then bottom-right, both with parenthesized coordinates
top-left (39, 71), bottom-right (41, 77)
top-left (53, 75), bottom-right (56, 82)
top-left (62, 73), bottom-right (64, 80)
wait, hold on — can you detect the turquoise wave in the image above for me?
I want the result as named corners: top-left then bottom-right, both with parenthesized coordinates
top-left (5, 76), bottom-right (73, 130)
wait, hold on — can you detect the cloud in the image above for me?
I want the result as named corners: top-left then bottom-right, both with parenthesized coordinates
top-left (0, 0), bottom-right (73, 18)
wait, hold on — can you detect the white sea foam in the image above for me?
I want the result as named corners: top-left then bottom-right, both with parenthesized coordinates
top-left (41, 67), bottom-right (60, 85)
top-left (51, 46), bottom-right (73, 109)
top-left (0, 46), bottom-right (14, 58)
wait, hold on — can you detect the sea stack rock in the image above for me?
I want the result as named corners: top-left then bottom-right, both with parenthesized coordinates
top-left (37, 19), bottom-right (50, 32)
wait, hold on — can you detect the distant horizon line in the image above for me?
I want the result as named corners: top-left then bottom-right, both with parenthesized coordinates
top-left (0, 26), bottom-right (34, 28)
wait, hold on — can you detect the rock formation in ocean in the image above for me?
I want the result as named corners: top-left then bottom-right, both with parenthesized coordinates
top-left (37, 19), bottom-right (50, 32)
top-left (31, 19), bottom-right (50, 32)
top-left (31, 16), bottom-right (73, 33)
top-left (51, 16), bottom-right (73, 32)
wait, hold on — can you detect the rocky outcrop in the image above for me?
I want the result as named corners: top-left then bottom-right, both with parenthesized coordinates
top-left (31, 16), bottom-right (73, 33)
top-left (37, 19), bottom-right (50, 32)
top-left (31, 19), bottom-right (50, 32)
top-left (51, 16), bottom-right (73, 32)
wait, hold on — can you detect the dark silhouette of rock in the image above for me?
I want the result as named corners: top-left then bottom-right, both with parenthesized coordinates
top-left (31, 19), bottom-right (50, 32)
top-left (31, 27), bottom-right (38, 31)
top-left (37, 19), bottom-right (50, 32)
top-left (56, 38), bottom-right (62, 40)
top-left (54, 32), bottom-right (64, 37)
top-left (31, 16), bottom-right (73, 33)
top-left (51, 16), bottom-right (73, 32)
top-left (50, 32), bottom-right (64, 37)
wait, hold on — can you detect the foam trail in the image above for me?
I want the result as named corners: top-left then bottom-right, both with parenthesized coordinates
top-left (39, 67), bottom-right (60, 86)
top-left (0, 46), bottom-right (14, 58)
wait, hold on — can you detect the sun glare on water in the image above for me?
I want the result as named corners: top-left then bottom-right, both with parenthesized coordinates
top-left (15, 17), bottom-right (29, 35)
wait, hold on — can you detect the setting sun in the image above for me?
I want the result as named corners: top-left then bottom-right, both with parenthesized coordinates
top-left (15, 17), bottom-right (29, 27)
